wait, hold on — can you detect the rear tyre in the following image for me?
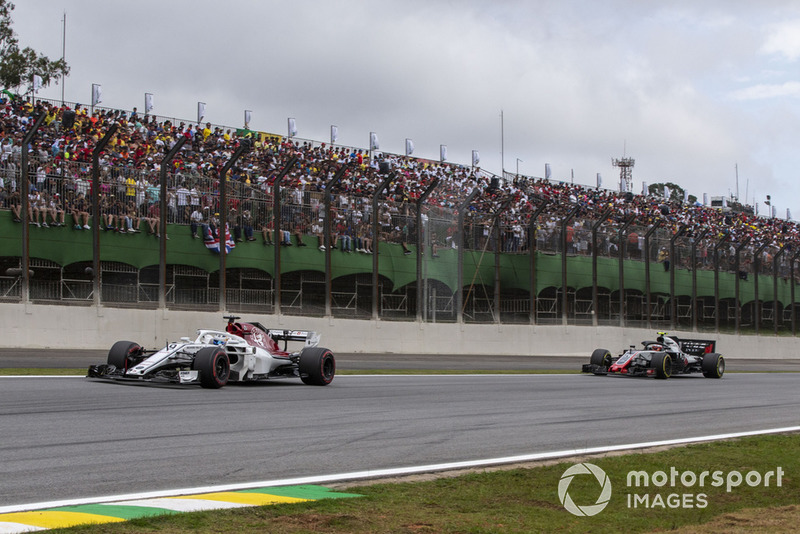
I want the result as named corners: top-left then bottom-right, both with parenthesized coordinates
top-left (107, 341), bottom-right (143, 371)
top-left (702, 353), bottom-right (725, 378)
top-left (192, 347), bottom-right (230, 389)
top-left (652, 352), bottom-right (672, 379)
top-left (299, 347), bottom-right (335, 385)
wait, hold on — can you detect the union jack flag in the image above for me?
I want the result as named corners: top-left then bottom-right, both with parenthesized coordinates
top-left (202, 223), bottom-right (235, 254)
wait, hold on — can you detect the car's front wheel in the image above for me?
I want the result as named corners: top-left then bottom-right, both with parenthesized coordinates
top-left (702, 353), bottom-right (725, 378)
top-left (107, 341), bottom-right (143, 371)
top-left (299, 347), bottom-right (335, 385)
top-left (652, 352), bottom-right (672, 379)
top-left (193, 347), bottom-right (230, 389)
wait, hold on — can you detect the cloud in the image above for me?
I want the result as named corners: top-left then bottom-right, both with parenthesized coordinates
top-left (728, 82), bottom-right (800, 101)
top-left (761, 19), bottom-right (800, 61)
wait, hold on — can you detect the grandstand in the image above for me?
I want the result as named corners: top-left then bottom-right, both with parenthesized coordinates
top-left (2, 92), bottom-right (800, 336)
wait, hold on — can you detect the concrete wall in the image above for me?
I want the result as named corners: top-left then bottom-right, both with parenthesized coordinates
top-left (2, 302), bottom-right (798, 359)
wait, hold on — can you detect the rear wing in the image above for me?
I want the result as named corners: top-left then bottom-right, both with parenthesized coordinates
top-left (267, 329), bottom-right (320, 348)
top-left (678, 339), bottom-right (716, 355)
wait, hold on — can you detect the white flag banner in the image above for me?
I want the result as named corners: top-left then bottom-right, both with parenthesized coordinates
top-left (197, 102), bottom-right (206, 123)
top-left (32, 75), bottom-right (43, 93)
top-left (641, 181), bottom-right (647, 195)
top-left (683, 189), bottom-right (688, 204)
top-left (288, 117), bottom-right (297, 138)
top-left (545, 163), bottom-right (551, 180)
top-left (405, 138), bottom-right (414, 156)
top-left (597, 173), bottom-right (603, 189)
top-left (331, 125), bottom-right (338, 144)
top-left (244, 110), bottom-right (252, 128)
top-left (620, 179), bottom-right (628, 193)
top-left (773, 205), bottom-right (777, 218)
top-left (703, 193), bottom-right (708, 206)
top-left (440, 144), bottom-right (447, 162)
top-left (91, 83), bottom-right (102, 106)
top-left (664, 185), bottom-right (670, 200)
top-left (369, 132), bottom-right (379, 150)
top-left (787, 208), bottom-right (792, 220)
top-left (144, 93), bottom-right (154, 114)
top-left (472, 150), bottom-right (480, 166)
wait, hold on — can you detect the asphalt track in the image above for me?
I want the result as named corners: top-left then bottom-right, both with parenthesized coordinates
top-left (2, 348), bottom-right (800, 371)
top-left (1, 371), bottom-right (799, 511)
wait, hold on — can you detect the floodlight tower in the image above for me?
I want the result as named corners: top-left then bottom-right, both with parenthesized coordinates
top-left (612, 156), bottom-right (635, 192)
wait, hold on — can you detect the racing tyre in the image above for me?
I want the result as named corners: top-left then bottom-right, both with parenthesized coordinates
top-left (107, 341), bottom-right (143, 371)
top-left (299, 347), bottom-right (335, 386)
top-left (590, 349), bottom-right (612, 371)
top-left (651, 352), bottom-right (672, 379)
top-left (192, 347), bottom-right (230, 389)
top-left (702, 353), bottom-right (725, 379)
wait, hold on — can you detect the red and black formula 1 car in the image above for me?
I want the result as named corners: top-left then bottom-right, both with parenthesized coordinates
top-left (581, 331), bottom-right (724, 379)
top-left (87, 316), bottom-right (335, 389)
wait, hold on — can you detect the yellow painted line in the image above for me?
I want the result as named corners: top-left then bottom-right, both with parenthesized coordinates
top-left (170, 492), bottom-right (307, 506)
top-left (0, 511), bottom-right (124, 529)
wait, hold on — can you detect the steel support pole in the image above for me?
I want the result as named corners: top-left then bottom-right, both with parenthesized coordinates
top-left (617, 216), bottom-right (635, 328)
top-left (691, 228), bottom-right (710, 332)
top-left (218, 142), bottom-right (251, 312)
top-left (456, 189), bottom-right (479, 323)
top-left (19, 112), bottom-right (46, 304)
top-left (91, 123), bottom-right (118, 308)
top-left (271, 156), bottom-right (299, 316)
top-left (643, 219), bottom-right (662, 330)
top-left (323, 164), bottom-right (347, 317)
top-left (528, 202), bottom-right (549, 325)
top-left (158, 136), bottom-right (187, 309)
top-left (415, 178), bottom-right (439, 323)
top-left (371, 173), bottom-right (394, 319)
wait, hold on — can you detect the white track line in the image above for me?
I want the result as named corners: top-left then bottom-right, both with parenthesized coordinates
top-left (2, 425), bottom-right (798, 514)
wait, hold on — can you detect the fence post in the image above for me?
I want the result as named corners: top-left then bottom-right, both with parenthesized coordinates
top-left (159, 136), bottom-right (187, 309)
top-left (792, 251), bottom-right (800, 336)
top-left (752, 242), bottom-right (768, 335)
top-left (271, 155), bottom-right (299, 317)
top-left (493, 198), bottom-right (512, 325)
top-left (91, 123), bottom-right (118, 308)
top-left (734, 238), bottom-right (751, 334)
top-left (713, 234), bottom-right (730, 333)
top-left (371, 172), bottom-right (394, 320)
top-left (528, 202), bottom-right (549, 325)
top-left (616, 216), bottom-right (635, 328)
top-left (217, 141), bottom-right (251, 312)
top-left (416, 178), bottom-right (439, 323)
top-left (691, 228), bottom-right (709, 331)
top-left (560, 205), bottom-right (581, 326)
top-left (19, 112), bottom-right (46, 304)
top-left (668, 225), bottom-right (686, 330)
top-left (643, 219), bottom-right (662, 329)
top-left (323, 164), bottom-right (347, 317)
top-left (773, 246), bottom-right (786, 335)
top-left (456, 188), bottom-right (479, 324)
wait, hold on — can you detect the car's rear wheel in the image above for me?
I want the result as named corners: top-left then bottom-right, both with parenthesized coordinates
top-left (107, 341), bottom-right (143, 371)
top-left (590, 349), bottom-right (612, 373)
top-left (299, 347), bottom-right (335, 385)
top-left (702, 353), bottom-right (725, 378)
top-left (652, 352), bottom-right (672, 379)
top-left (193, 347), bottom-right (230, 389)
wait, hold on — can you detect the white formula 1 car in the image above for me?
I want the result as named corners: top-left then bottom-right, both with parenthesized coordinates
top-left (87, 316), bottom-right (335, 388)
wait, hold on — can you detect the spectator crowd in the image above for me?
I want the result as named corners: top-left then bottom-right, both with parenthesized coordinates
top-left (0, 93), bottom-right (798, 276)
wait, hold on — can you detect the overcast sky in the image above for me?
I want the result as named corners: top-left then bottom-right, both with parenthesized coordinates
top-left (11, 1), bottom-right (800, 218)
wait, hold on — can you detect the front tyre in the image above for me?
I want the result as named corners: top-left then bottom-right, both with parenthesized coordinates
top-left (107, 341), bottom-right (143, 371)
top-left (702, 353), bottom-right (725, 378)
top-left (193, 347), bottom-right (230, 389)
top-left (652, 352), bottom-right (672, 379)
top-left (590, 348), bottom-right (612, 367)
top-left (299, 347), bottom-right (335, 385)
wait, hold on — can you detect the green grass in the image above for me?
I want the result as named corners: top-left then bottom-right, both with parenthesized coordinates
top-left (50, 433), bottom-right (799, 533)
